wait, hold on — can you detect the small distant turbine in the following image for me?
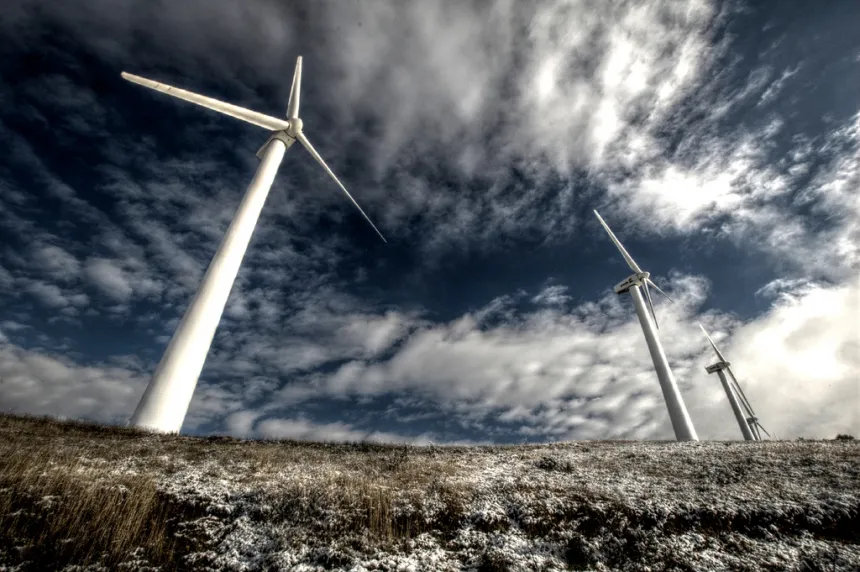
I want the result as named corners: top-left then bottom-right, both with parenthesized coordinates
top-left (123, 57), bottom-right (385, 434)
top-left (594, 210), bottom-right (698, 442)
top-left (699, 323), bottom-right (772, 441)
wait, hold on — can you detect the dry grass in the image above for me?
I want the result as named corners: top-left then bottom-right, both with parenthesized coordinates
top-left (1, 413), bottom-right (858, 571)
top-left (0, 414), bottom-right (479, 569)
top-left (0, 417), bottom-right (184, 569)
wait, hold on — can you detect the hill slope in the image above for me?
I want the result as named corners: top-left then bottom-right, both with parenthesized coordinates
top-left (0, 414), bottom-right (858, 571)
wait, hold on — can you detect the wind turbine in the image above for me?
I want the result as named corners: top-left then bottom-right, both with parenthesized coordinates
top-left (593, 210), bottom-right (698, 441)
top-left (123, 56), bottom-right (385, 433)
top-left (699, 323), bottom-right (772, 441)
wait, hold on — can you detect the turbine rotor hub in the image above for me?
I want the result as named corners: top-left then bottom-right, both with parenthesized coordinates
top-left (287, 117), bottom-right (303, 137)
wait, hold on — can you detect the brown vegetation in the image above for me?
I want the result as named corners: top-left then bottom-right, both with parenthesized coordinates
top-left (0, 413), bottom-right (858, 571)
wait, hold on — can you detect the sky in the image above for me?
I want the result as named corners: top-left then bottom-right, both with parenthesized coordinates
top-left (0, 0), bottom-right (858, 443)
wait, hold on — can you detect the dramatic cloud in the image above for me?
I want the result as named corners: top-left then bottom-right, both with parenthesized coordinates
top-left (0, 342), bottom-right (147, 424)
top-left (31, 245), bottom-right (81, 281)
top-left (4, 271), bottom-right (854, 441)
top-left (719, 276), bottom-right (860, 439)
top-left (532, 285), bottom-right (572, 307)
top-left (255, 418), bottom-right (424, 444)
top-left (1, 0), bottom-right (857, 442)
top-left (85, 258), bottom-right (134, 302)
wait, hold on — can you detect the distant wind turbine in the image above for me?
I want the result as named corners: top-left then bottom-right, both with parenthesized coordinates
top-left (594, 210), bottom-right (698, 441)
top-left (123, 56), bottom-right (385, 433)
top-left (699, 323), bottom-right (772, 441)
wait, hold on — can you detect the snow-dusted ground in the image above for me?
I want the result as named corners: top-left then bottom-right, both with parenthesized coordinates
top-left (0, 416), bottom-right (858, 571)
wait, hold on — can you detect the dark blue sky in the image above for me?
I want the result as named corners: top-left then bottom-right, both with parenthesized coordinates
top-left (1, 0), bottom-right (858, 442)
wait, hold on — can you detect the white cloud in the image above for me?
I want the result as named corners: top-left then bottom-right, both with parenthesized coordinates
top-left (0, 341), bottom-right (147, 424)
top-left (602, 108), bottom-right (860, 289)
top-left (296, 0), bottom-right (723, 250)
top-left (85, 258), bottom-right (134, 302)
top-left (182, 382), bottom-right (245, 431)
top-left (268, 273), bottom-right (858, 441)
top-left (256, 417), bottom-right (416, 443)
top-left (24, 280), bottom-right (89, 311)
top-left (332, 311), bottom-right (417, 357)
top-left (2, 272), bottom-right (855, 441)
top-left (224, 409), bottom-right (263, 438)
top-left (270, 276), bottom-right (706, 438)
top-left (25, 281), bottom-right (69, 309)
top-left (3, 0), bottom-right (854, 270)
top-left (690, 276), bottom-right (860, 439)
top-left (532, 285), bottom-right (571, 307)
top-left (252, 416), bottom-right (486, 445)
top-left (32, 244), bottom-right (80, 281)
top-left (758, 64), bottom-right (801, 106)
top-left (754, 277), bottom-right (820, 301)
top-left (0, 265), bottom-right (13, 290)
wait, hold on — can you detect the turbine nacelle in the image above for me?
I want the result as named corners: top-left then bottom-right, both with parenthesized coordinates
top-left (613, 273), bottom-right (643, 294)
top-left (705, 361), bottom-right (731, 374)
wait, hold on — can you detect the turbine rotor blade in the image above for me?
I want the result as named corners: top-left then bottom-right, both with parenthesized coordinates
top-left (121, 72), bottom-right (290, 131)
top-left (647, 279), bottom-right (674, 303)
top-left (642, 279), bottom-right (660, 330)
top-left (296, 132), bottom-right (387, 243)
top-left (593, 210), bottom-right (643, 274)
top-left (698, 323), bottom-right (728, 363)
top-left (287, 56), bottom-right (302, 119)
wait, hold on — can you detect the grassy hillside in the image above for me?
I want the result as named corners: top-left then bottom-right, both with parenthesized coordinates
top-left (0, 413), bottom-right (857, 571)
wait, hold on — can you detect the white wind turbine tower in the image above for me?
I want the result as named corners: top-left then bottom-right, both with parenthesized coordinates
top-left (699, 323), bottom-right (772, 441)
top-left (593, 210), bottom-right (698, 441)
top-left (123, 57), bottom-right (385, 433)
